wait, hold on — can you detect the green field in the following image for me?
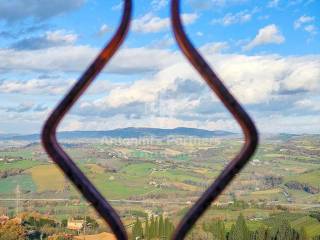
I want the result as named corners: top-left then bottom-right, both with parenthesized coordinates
top-left (0, 174), bottom-right (36, 193)
top-left (0, 159), bottom-right (38, 171)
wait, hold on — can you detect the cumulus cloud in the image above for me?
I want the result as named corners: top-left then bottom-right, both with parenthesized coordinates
top-left (0, 41), bottom-right (319, 134)
top-left (150, 35), bottom-right (175, 48)
top-left (294, 99), bottom-right (320, 111)
top-left (5, 103), bottom-right (35, 113)
top-left (10, 30), bottom-right (78, 50)
top-left (200, 42), bottom-right (229, 54)
top-left (0, 79), bottom-right (73, 95)
top-left (0, 0), bottom-right (85, 22)
top-left (132, 13), bottom-right (198, 33)
top-left (72, 53), bottom-right (320, 123)
top-left (0, 78), bottom-right (113, 95)
top-left (211, 10), bottom-right (252, 26)
top-left (55, 51), bottom-right (320, 134)
top-left (243, 24), bottom-right (285, 51)
top-left (0, 46), bottom-right (180, 74)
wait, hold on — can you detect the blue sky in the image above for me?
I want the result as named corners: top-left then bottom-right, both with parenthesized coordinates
top-left (0, 0), bottom-right (319, 134)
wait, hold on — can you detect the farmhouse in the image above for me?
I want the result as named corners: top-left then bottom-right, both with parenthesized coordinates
top-left (67, 219), bottom-right (84, 231)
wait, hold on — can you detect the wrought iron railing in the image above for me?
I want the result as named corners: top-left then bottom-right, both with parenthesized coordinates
top-left (41, 0), bottom-right (259, 239)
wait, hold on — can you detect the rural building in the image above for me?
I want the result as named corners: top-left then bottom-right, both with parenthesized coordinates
top-left (67, 219), bottom-right (85, 231)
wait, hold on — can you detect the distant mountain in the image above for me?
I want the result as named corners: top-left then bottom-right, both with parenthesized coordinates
top-left (0, 127), bottom-right (235, 141)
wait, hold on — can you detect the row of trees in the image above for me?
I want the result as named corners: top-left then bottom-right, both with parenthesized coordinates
top-left (130, 213), bottom-right (320, 240)
top-left (202, 214), bottom-right (318, 240)
top-left (131, 215), bottom-right (175, 239)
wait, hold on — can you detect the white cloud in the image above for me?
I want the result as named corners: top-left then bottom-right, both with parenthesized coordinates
top-left (150, 35), bottom-right (174, 48)
top-left (151, 0), bottom-right (168, 10)
top-left (200, 42), bottom-right (229, 54)
top-left (0, 78), bottom-right (73, 95)
top-left (304, 25), bottom-right (317, 35)
top-left (294, 16), bottom-right (317, 36)
top-left (243, 24), bottom-right (285, 51)
top-left (294, 15), bottom-right (315, 29)
top-left (10, 29), bottom-right (77, 50)
top-left (0, 45), bottom-right (319, 105)
top-left (75, 53), bottom-right (320, 116)
top-left (132, 13), bottom-right (198, 33)
top-left (0, 46), bottom-right (180, 74)
top-left (212, 11), bottom-right (252, 26)
top-left (46, 30), bottom-right (77, 44)
top-left (0, 0), bottom-right (84, 22)
top-left (0, 43), bottom-right (319, 134)
top-left (0, 78), bottom-right (112, 95)
top-left (56, 53), bottom-right (320, 134)
top-left (59, 114), bottom-right (238, 133)
top-left (98, 24), bottom-right (112, 36)
top-left (294, 99), bottom-right (320, 111)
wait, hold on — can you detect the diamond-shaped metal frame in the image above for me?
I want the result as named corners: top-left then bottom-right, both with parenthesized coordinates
top-left (41, 0), bottom-right (259, 239)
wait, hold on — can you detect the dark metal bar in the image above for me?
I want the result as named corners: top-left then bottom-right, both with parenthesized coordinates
top-left (41, 1), bottom-right (132, 239)
top-left (171, 0), bottom-right (259, 239)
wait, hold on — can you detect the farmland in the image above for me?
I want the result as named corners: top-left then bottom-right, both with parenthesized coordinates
top-left (0, 132), bottom-right (320, 238)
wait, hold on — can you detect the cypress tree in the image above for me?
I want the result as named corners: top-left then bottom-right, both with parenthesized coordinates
top-left (155, 217), bottom-right (159, 237)
top-left (150, 215), bottom-right (155, 239)
top-left (208, 220), bottom-right (226, 240)
top-left (159, 215), bottom-right (164, 238)
top-left (145, 217), bottom-right (150, 240)
top-left (132, 217), bottom-right (143, 240)
top-left (228, 224), bottom-right (235, 240)
top-left (253, 226), bottom-right (269, 240)
top-left (273, 219), bottom-right (300, 240)
top-left (228, 214), bottom-right (250, 240)
top-left (300, 227), bottom-right (308, 240)
top-left (138, 218), bottom-right (143, 238)
top-left (164, 218), bottom-right (170, 239)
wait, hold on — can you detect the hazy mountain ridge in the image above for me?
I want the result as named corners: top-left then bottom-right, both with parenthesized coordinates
top-left (0, 127), bottom-right (235, 141)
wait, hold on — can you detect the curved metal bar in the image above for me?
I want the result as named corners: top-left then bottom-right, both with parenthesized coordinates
top-left (41, 1), bottom-right (132, 239)
top-left (171, 1), bottom-right (259, 239)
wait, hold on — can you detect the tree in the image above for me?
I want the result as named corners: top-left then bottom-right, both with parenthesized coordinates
top-left (164, 217), bottom-right (173, 239)
top-left (132, 217), bottom-right (143, 240)
top-left (273, 219), bottom-right (300, 240)
top-left (155, 217), bottom-right (159, 237)
top-left (159, 215), bottom-right (164, 238)
top-left (213, 220), bottom-right (226, 240)
top-left (61, 219), bottom-right (68, 228)
top-left (149, 215), bottom-right (155, 238)
top-left (0, 220), bottom-right (25, 240)
top-left (145, 218), bottom-right (150, 240)
top-left (203, 220), bottom-right (226, 240)
top-left (252, 226), bottom-right (271, 240)
top-left (300, 227), bottom-right (308, 240)
top-left (228, 214), bottom-right (250, 240)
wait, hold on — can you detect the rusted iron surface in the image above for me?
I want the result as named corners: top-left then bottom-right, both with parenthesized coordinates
top-left (41, 1), bottom-right (132, 239)
top-left (171, 0), bottom-right (258, 239)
